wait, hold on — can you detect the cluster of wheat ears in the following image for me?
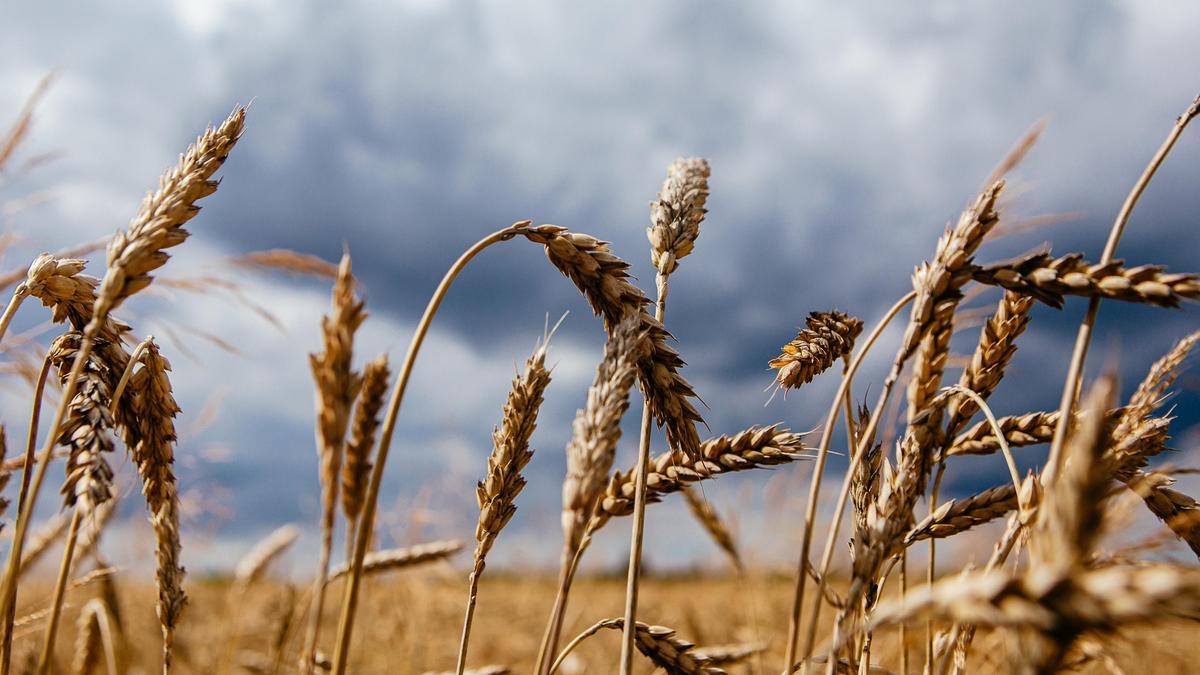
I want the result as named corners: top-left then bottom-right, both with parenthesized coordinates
top-left (0, 80), bottom-right (1199, 675)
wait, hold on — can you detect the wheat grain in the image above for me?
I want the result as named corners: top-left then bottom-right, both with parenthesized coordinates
top-left (127, 339), bottom-right (180, 513)
top-left (457, 337), bottom-right (552, 673)
top-left (944, 292), bottom-right (1033, 433)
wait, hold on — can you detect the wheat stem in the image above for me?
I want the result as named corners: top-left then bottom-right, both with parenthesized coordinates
top-left (0, 286), bottom-right (29, 347)
top-left (618, 286), bottom-right (666, 675)
top-left (0, 352), bottom-right (51, 675)
top-left (784, 290), bottom-right (916, 673)
top-left (330, 224), bottom-right (526, 675)
top-left (1043, 95), bottom-right (1200, 486)
top-left (0, 331), bottom-right (96, 669)
top-left (36, 507), bottom-right (82, 674)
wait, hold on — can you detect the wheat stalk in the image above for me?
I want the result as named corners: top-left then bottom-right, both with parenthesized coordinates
top-left (456, 338), bottom-right (552, 674)
top-left (1040, 96), bottom-right (1200, 499)
top-left (304, 252), bottom-right (365, 674)
top-left (618, 156), bottom-right (712, 674)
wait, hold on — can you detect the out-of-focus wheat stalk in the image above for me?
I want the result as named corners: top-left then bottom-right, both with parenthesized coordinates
top-left (303, 252), bottom-right (365, 674)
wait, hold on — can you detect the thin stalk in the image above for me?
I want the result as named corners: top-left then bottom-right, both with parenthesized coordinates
top-left (454, 568), bottom-right (482, 674)
top-left (35, 507), bottom-right (82, 674)
top-left (549, 619), bottom-right (611, 675)
top-left (0, 331), bottom-right (98, 662)
top-left (618, 283), bottom-right (668, 675)
top-left (0, 352), bottom-right (51, 675)
top-left (1043, 96), bottom-right (1200, 485)
top-left (925, 463), bottom-right (944, 675)
top-left (899, 554), bottom-right (908, 675)
top-left (784, 291), bottom-right (917, 673)
top-left (537, 533), bottom-right (592, 675)
top-left (0, 286), bottom-right (29, 347)
top-left (302, 530), bottom-right (334, 674)
top-left (110, 337), bottom-right (153, 410)
top-left (329, 225), bottom-right (524, 675)
top-left (536, 547), bottom-right (580, 675)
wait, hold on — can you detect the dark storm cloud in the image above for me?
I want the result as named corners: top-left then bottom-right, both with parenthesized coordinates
top-left (1, 0), bottom-right (1198, 567)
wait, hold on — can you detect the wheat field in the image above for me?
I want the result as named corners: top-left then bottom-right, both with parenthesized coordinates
top-left (0, 77), bottom-right (1198, 675)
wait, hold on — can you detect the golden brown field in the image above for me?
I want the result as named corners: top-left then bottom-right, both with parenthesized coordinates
top-left (12, 573), bottom-right (1200, 673)
top-left (1, 78), bottom-right (1200, 675)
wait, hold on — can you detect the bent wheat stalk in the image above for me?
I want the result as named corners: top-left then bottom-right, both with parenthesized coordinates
top-left (1042, 94), bottom-right (1200, 487)
top-left (330, 223), bottom-right (528, 675)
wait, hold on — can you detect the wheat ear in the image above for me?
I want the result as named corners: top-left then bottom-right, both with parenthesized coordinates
top-left (971, 252), bottom-right (1200, 307)
top-left (327, 540), bottom-right (463, 581)
top-left (770, 311), bottom-right (864, 391)
top-left (455, 338), bottom-right (552, 674)
top-left (341, 354), bottom-right (389, 558)
top-left (4, 108), bottom-right (245, 675)
top-left (71, 598), bottom-right (117, 675)
top-left (303, 252), bottom-right (365, 674)
top-left (618, 158), bottom-right (712, 674)
top-left (537, 316), bottom-right (644, 675)
top-left (550, 618), bottom-right (723, 675)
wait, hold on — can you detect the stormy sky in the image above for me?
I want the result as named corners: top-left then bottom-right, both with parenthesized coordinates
top-left (1, 1), bottom-right (1198, 574)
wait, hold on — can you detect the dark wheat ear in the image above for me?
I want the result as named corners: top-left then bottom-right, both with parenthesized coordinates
top-left (769, 311), bottom-right (864, 391)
